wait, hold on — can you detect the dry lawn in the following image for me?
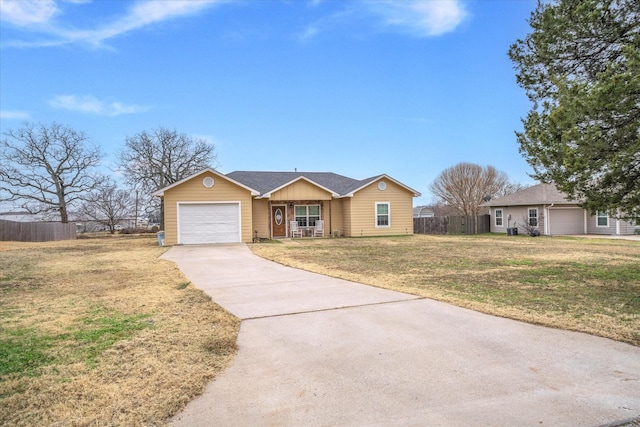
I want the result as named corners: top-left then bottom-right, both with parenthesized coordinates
top-left (250, 234), bottom-right (640, 346)
top-left (0, 234), bottom-right (239, 426)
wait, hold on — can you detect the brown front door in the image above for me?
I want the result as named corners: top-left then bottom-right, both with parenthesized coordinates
top-left (271, 205), bottom-right (287, 238)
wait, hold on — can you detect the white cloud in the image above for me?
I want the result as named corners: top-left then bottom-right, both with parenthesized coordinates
top-left (365, 0), bottom-right (467, 37)
top-left (0, 0), bottom-right (59, 26)
top-left (0, 110), bottom-right (31, 120)
top-left (298, 0), bottom-right (466, 43)
top-left (1, 0), bottom-right (223, 48)
top-left (81, 0), bottom-right (221, 45)
top-left (49, 94), bottom-right (149, 116)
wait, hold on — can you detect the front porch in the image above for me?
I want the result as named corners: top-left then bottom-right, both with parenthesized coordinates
top-left (269, 200), bottom-right (327, 239)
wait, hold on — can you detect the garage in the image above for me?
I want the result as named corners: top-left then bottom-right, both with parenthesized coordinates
top-left (178, 203), bottom-right (240, 244)
top-left (548, 208), bottom-right (584, 235)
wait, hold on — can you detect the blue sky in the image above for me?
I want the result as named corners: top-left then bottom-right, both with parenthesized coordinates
top-left (0, 0), bottom-right (538, 206)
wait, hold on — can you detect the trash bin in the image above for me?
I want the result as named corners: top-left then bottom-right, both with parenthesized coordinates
top-left (156, 231), bottom-right (165, 246)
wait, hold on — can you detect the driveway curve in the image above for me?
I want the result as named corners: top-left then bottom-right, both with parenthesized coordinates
top-left (162, 244), bottom-right (640, 427)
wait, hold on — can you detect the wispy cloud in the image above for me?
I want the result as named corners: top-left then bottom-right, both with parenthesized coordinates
top-left (298, 0), bottom-right (467, 42)
top-left (49, 94), bottom-right (149, 116)
top-left (0, 0), bottom-right (59, 26)
top-left (365, 0), bottom-right (467, 37)
top-left (0, 110), bottom-right (31, 120)
top-left (78, 0), bottom-right (222, 46)
top-left (0, 0), bottom-right (223, 48)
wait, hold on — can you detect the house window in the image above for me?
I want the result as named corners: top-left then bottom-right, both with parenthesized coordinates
top-left (376, 202), bottom-right (390, 227)
top-left (596, 210), bottom-right (609, 227)
top-left (528, 208), bottom-right (538, 227)
top-left (495, 209), bottom-right (503, 227)
top-left (295, 205), bottom-right (320, 227)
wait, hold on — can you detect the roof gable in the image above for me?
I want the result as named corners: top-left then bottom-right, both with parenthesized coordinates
top-left (340, 174), bottom-right (421, 198)
top-left (259, 175), bottom-right (339, 199)
top-left (152, 168), bottom-right (260, 196)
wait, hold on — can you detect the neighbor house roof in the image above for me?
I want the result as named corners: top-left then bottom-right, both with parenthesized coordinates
top-left (481, 183), bottom-right (580, 207)
top-left (413, 206), bottom-right (435, 217)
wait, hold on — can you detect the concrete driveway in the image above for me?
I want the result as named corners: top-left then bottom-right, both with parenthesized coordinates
top-left (162, 244), bottom-right (640, 427)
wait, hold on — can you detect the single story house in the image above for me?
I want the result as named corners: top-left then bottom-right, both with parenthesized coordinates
top-left (481, 183), bottom-right (638, 236)
top-left (153, 169), bottom-right (421, 245)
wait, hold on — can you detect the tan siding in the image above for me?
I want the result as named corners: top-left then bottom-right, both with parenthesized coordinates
top-left (342, 198), bottom-right (352, 237)
top-left (348, 179), bottom-right (414, 237)
top-left (328, 199), bottom-right (344, 237)
top-left (270, 180), bottom-right (333, 201)
top-left (252, 199), bottom-right (270, 239)
top-left (163, 171), bottom-right (254, 244)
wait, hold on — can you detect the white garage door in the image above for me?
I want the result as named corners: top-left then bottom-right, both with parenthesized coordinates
top-left (549, 208), bottom-right (584, 235)
top-left (178, 203), bottom-right (240, 244)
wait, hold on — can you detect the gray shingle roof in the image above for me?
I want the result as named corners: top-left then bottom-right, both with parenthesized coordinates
top-left (225, 171), bottom-right (362, 197)
top-left (482, 183), bottom-right (580, 207)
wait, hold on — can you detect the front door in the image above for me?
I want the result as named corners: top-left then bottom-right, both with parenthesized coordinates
top-left (271, 205), bottom-right (287, 238)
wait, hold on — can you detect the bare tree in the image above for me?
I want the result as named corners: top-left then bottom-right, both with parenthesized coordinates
top-left (119, 127), bottom-right (217, 193)
top-left (429, 163), bottom-right (512, 216)
top-left (119, 127), bottom-right (217, 229)
top-left (0, 122), bottom-right (102, 223)
top-left (80, 179), bottom-right (134, 234)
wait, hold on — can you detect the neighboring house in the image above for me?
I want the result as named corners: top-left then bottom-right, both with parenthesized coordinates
top-left (413, 206), bottom-right (435, 218)
top-left (481, 183), bottom-right (638, 236)
top-left (153, 169), bottom-right (421, 245)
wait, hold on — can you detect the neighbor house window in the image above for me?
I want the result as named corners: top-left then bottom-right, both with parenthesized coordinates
top-left (528, 208), bottom-right (538, 227)
top-left (596, 210), bottom-right (609, 227)
top-left (295, 205), bottom-right (320, 227)
top-left (376, 202), bottom-right (390, 227)
top-left (495, 209), bottom-right (503, 227)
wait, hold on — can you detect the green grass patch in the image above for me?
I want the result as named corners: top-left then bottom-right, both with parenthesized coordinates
top-left (0, 327), bottom-right (56, 376)
top-left (0, 307), bottom-right (152, 377)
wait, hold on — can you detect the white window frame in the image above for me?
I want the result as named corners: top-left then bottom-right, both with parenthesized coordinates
top-left (294, 204), bottom-right (321, 227)
top-left (596, 210), bottom-right (609, 227)
top-left (495, 209), bottom-right (503, 227)
top-left (528, 208), bottom-right (538, 227)
top-left (375, 202), bottom-right (390, 228)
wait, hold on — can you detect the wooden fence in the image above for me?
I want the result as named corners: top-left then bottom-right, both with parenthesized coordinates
top-left (0, 219), bottom-right (77, 242)
top-left (413, 216), bottom-right (448, 235)
top-left (414, 215), bottom-right (490, 235)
